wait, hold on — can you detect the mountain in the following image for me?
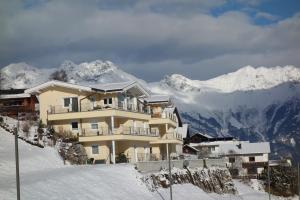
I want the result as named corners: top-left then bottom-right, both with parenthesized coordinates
top-left (1, 61), bottom-right (300, 161)
top-left (0, 60), bottom-right (143, 89)
top-left (149, 65), bottom-right (300, 161)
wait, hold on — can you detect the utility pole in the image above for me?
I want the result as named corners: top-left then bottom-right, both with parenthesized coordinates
top-left (15, 112), bottom-right (20, 200)
top-left (167, 143), bottom-right (173, 200)
top-left (268, 161), bottom-right (271, 200)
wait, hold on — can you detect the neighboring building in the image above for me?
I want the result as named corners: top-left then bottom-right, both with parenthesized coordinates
top-left (0, 89), bottom-right (38, 118)
top-left (191, 140), bottom-right (271, 177)
top-left (25, 80), bottom-right (184, 164)
top-left (187, 132), bottom-right (234, 144)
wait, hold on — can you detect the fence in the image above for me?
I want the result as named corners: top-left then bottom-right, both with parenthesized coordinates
top-left (135, 158), bottom-right (227, 173)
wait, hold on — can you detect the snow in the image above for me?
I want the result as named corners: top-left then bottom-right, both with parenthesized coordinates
top-left (0, 127), bottom-right (297, 200)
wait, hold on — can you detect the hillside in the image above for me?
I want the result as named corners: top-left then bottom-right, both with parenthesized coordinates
top-left (0, 127), bottom-right (296, 200)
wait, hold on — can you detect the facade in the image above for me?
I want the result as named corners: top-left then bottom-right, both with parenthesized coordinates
top-left (191, 140), bottom-right (270, 177)
top-left (0, 89), bottom-right (38, 118)
top-left (25, 80), bottom-right (184, 164)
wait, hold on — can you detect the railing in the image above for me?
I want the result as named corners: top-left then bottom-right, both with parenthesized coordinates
top-left (49, 102), bottom-right (150, 115)
top-left (79, 126), bottom-right (159, 137)
top-left (81, 127), bottom-right (111, 136)
top-left (162, 132), bottom-right (183, 140)
top-left (151, 111), bottom-right (178, 123)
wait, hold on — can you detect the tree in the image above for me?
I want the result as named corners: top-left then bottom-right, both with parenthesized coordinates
top-left (49, 69), bottom-right (68, 82)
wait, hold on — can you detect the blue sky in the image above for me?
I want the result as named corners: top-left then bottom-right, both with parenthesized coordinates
top-left (0, 0), bottom-right (300, 81)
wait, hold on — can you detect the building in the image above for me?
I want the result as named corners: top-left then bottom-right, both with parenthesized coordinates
top-left (25, 80), bottom-right (184, 164)
top-left (191, 140), bottom-right (270, 177)
top-left (0, 89), bottom-right (38, 118)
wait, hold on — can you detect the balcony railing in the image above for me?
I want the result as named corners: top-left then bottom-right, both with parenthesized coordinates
top-left (48, 102), bottom-right (150, 115)
top-left (151, 111), bottom-right (178, 123)
top-left (163, 132), bottom-right (183, 141)
top-left (79, 126), bottom-right (159, 137)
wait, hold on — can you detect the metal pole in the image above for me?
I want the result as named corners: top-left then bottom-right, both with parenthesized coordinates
top-left (15, 113), bottom-right (20, 200)
top-left (298, 163), bottom-right (300, 200)
top-left (268, 161), bottom-right (271, 200)
top-left (167, 143), bottom-right (173, 200)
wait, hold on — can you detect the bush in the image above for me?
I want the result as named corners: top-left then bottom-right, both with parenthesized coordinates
top-left (116, 152), bottom-right (128, 163)
top-left (37, 120), bottom-right (44, 140)
top-left (0, 117), bottom-right (3, 124)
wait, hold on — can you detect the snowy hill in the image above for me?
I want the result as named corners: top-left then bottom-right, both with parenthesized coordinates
top-left (0, 127), bottom-right (294, 200)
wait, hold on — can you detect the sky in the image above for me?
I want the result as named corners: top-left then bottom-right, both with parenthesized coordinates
top-left (0, 0), bottom-right (300, 82)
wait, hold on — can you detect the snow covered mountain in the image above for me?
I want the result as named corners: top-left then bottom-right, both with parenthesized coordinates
top-left (1, 61), bottom-right (300, 161)
top-left (150, 65), bottom-right (300, 161)
top-left (0, 60), bottom-right (143, 89)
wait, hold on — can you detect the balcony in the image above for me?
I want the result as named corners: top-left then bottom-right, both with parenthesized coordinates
top-left (47, 102), bottom-right (151, 121)
top-left (150, 131), bottom-right (183, 144)
top-left (149, 111), bottom-right (178, 127)
top-left (79, 126), bottom-right (159, 142)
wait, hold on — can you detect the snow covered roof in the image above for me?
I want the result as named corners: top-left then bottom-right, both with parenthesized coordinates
top-left (0, 93), bottom-right (31, 99)
top-left (191, 132), bottom-right (214, 139)
top-left (145, 95), bottom-right (170, 103)
top-left (25, 80), bottom-right (92, 94)
top-left (183, 144), bottom-right (199, 152)
top-left (219, 142), bottom-right (270, 155)
top-left (25, 80), bottom-right (150, 97)
top-left (176, 124), bottom-right (189, 138)
top-left (91, 81), bottom-right (150, 96)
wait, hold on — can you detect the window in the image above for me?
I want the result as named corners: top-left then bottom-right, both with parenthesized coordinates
top-left (64, 98), bottom-right (71, 107)
top-left (71, 122), bottom-right (78, 130)
top-left (229, 157), bottom-right (235, 163)
top-left (91, 123), bottom-right (98, 130)
top-left (249, 156), bottom-right (255, 162)
top-left (92, 145), bottom-right (99, 154)
top-left (104, 98), bottom-right (113, 105)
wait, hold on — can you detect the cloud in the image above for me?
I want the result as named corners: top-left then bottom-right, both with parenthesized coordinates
top-left (0, 0), bottom-right (299, 81)
top-left (255, 12), bottom-right (279, 21)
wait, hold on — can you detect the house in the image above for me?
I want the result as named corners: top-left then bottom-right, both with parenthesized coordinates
top-left (25, 80), bottom-right (184, 164)
top-left (187, 132), bottom-right (234, 144)
top-left (0, 89), bottom-right (38, 118)
top-left (191, 140), bottom-right (271, 177)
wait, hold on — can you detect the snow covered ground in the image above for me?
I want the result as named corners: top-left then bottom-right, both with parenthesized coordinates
top-left (0, 127), bottom-right (298, 200)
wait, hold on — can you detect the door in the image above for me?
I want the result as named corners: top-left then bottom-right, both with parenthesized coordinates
top-left (71, 97), bottom-right (78, 112)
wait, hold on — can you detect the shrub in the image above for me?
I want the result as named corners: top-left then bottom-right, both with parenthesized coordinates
top-left (22, 122), bottom-right (30, 138)
top-left (0, 117), bottom-right (3, 124)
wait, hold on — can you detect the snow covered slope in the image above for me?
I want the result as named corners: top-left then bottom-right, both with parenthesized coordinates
top-left (0, 127), bottom-right (295, 200)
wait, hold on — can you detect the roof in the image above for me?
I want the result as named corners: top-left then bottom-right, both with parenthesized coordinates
top-left (92, 81), bottom-right (150, 96)
top-left (25, 80), bottom-right (92, 94)
top-left (0, 93), bottom-right (31, 99)
top-left (25, 80), bottom-right (150, 97)
top-left (191, 132), bottom-right (213, 139)
top-left (219, 142), bottom-right (270, 155)
top-left (183, 144), bottom-right (199, 152)
top-left (176, 124), bottom-right (189, 138)
top-left (145, 95), bottom-right (170, 103)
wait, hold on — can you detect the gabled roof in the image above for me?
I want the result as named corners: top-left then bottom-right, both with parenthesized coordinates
top-left (145, 95), bottom-right (170, 103)
top-left (25, 80), bottom-right (92, 94)
top-left (91, 81), bottom-right (150, 96)
top-left (25, 80), bottom-right (150, 97)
